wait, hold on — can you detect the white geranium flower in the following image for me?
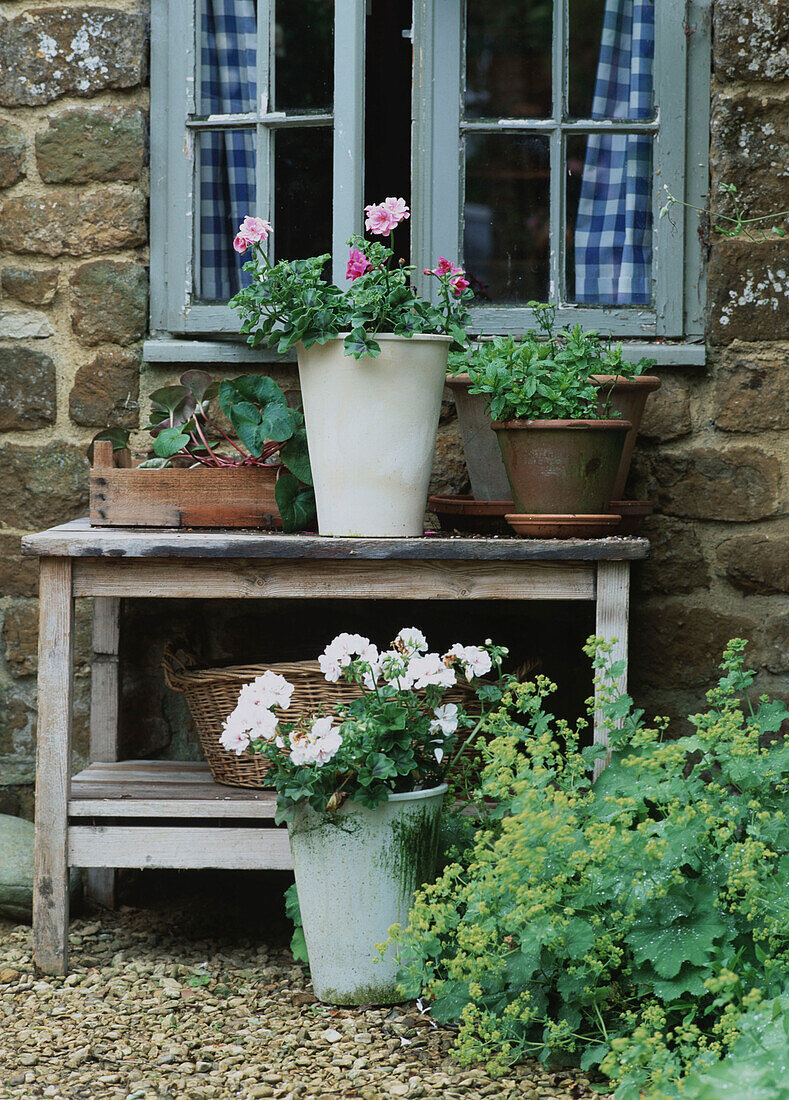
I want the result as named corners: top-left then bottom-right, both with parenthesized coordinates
top-left (433, 745), bottom-right (444, 764)
top-left (289, 717), bottom-right (343, 768)
top-left (394, 627), bottom-right (428, 656)
top-left (319, 633), bottom-right (373, 681)
top-left (445, 643), bottom-right (492, 681)
top-left (408, 653), bottom-right (456, 690)
top-left (253, 670), bottom-right (295, 710)
top-left (430, 703), bottom-right (459, 736)
top-left (219, 720), bottom-right (252, 756)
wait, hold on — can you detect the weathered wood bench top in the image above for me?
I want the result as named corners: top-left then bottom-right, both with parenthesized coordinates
top-left (22, 517), bottom-right (650, 561)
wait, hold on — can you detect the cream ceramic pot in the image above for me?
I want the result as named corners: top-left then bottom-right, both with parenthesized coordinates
top-left (296, 334), bottom-right (451, 536)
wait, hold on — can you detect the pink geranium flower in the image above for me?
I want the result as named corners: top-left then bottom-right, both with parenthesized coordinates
top-left (233, 233), bottom-right (251, 254)
top-left (364, 197), bottom-right (410, 235)
top-left (232, 215), bottom-right (272, 253)
top-left (346, 246), bottom-right (372, 280)
top-left (449, 273), bottom-right (470, 297)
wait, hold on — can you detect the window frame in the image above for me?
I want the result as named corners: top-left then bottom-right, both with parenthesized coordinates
top-left (150, 0), bottom-right (710, 345)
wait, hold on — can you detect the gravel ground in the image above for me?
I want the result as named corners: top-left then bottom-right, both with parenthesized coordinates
top-left (0, 883), bottom-right (607, 1100)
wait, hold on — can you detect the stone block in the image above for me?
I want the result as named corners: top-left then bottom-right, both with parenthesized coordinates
top-left (0, 443), bottom-right (88, 530)
top-left (70, 260), bottom-right (148, 345)
top-left (1, 267), bottom-right (58, 305)
top-left (0, 535), bottom-right (38, 598)
top-left (428, 419), bottom-right (470, 498)
top-left (634, 516), bottom-right (709, 595)
top-left (0, 120), bottom-right (24, 188)
top-left (36, 107), bottom-right (145, 184)
top-left (713, 343), bottom-right (789, 431)
top-left (763, 611), bottom-right (789, 673)
top-left (0, 7), bottom-right (146, 107)
top-left (708, 238), bottom-right (789, 346)
top-left (717, 534), bottom-right (789, 594)
top-left (0, 685), bottom-right (35, 758)
top-left (0, 309), bottom-right (54, 339)
top-left (710, 91), bottom-right (789, 220)
top-left (714, 0), bottom-right (789, 82)
top-left (70, 347), bottom-right (140, 427)
top-left (2, 598), bottom-right (92, 679)
top-left (2, 600), bottom-right (38, 677)
top-left (0, 813), bottom-right (81, 923)
top-left (0, 348), bottom-right (55, 430)
top-left (631, 602), bottom-right (757, 689)
top-left (633, 446), bottom-right (782, 522)
top-left (638, 375), bottom-right (692, 442)
top-left (0, 190), bottom-right (146, 256)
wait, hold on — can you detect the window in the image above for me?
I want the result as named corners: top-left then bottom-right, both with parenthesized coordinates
top-left (149, 0), bottom-right (710, 348)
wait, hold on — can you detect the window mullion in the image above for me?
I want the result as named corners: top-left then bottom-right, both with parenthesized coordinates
top-left (257, 0), bottom-right (274, 262)
top-left (653, 0), bottom-right (688, 335)
top-left (549, 0), bottom-right (566, 303)
top-left (331, 1), bottom-right (366, 286)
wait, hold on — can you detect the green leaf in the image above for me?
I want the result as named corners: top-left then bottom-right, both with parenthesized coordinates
top-left (344, 328), bottom-right (381, 359)
top-left (152, 426), bottom-right (190, 459)
top-left (93, 427), bottom-right (130, 451)
top-left (257, 402), bottom-right (299, 444)
top-left (280, 427), bottom-right (312, 485)
top-left (274, 471), bottom-right (317, 533)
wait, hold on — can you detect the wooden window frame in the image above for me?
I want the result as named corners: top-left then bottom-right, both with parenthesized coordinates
top-left (149, 0), bottom-right (710, 348)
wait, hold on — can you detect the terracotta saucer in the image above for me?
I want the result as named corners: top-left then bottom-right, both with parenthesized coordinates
top-left (505, 513), bottom-right (622, 538)
top-left (428, 495), bottom-right (513, 535)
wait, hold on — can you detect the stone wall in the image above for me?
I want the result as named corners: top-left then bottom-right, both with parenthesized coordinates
top-left (629, 0), bottom-right (789, 723)
top-left (0, 0), bottom-right (148, 813)
top-left (0, 0), bottom-right (787, 815)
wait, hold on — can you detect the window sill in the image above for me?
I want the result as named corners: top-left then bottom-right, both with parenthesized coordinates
top-left (143, 337), bottom-right (707, 368)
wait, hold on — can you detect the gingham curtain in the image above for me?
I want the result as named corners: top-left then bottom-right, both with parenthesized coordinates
top-left (574, 0), bottom-right (654, 305)
top-left (200, 0), bottom-right (257, 301)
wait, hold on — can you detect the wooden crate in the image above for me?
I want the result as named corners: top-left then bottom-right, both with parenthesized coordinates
top-left (89, 441), bottom-right (282, 528)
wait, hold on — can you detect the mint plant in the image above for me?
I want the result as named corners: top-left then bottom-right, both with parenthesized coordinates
top-left (454, 302), bottom-right (655, 421)
top-left (392, 639), bottom-right (789, 1098)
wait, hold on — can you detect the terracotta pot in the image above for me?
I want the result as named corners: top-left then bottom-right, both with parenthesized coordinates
top-left (446, 374), bottom-right (512, 501)
top-left (593, 375), bottom-right (661, 500)
top-left (491, 419), bottom-right (631, 515)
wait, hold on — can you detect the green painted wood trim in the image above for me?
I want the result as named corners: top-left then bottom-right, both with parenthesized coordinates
top-left (332, 1), bottom-right (366, 285)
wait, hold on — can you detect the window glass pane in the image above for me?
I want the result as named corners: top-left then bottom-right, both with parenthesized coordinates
top-left (197, 129), bottom-right (256, 302)
top-left (568, 0), bottom-right (654, 121)
top-left (274, 128), bottom-right (333, 261)
top-left (465, 0), bottom-right (553, 120)
top-left (275, 0), bottom-right (334, 113)
top-left (566, 133), bottom-right (653, 305)
top-left (464, 134), bottom-right (550, 304)
top-left (199, 0), bottom-right (257, 116)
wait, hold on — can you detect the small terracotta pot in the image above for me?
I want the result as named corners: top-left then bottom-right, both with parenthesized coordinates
top-left (593, 375), bottom-right (661, 500)
top-left (491, 419), bottom-right (631, 515)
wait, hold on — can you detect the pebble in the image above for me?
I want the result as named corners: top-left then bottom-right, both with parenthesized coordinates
top-left (0, 906), bottom-right (609, 1099)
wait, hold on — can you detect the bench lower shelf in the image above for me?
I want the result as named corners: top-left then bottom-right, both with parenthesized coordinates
top-left (68, 760), bottom-right (292, 870)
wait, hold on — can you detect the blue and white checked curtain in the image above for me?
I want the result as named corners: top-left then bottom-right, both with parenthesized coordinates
top-left (574, 0), bottom-right (654, 305)
top-left (200, 0), bottom-right (257, 301)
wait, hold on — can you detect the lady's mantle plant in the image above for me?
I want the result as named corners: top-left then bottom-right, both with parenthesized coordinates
top-left (219, 627), bottom-right (505, 824)
top-left (392, 639), bottom-right (789, 1098)
top-left (228, 202), bottom-right (473, 359)
top-left (95, 368), bottom-right (315, 531)
top-left (454, 301), bottom-right (655, 422)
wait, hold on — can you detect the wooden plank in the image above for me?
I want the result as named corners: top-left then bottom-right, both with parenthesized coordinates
top-left (86, 596), bottom-right (121, 907)
top-left (72, 558), bottom-right (597, 600)
top-left (33, 558), bottom-right (73, 976)
top-left (22, 519), bottom-right (650, 562)
top-left (68, 796), bottom-right (277, 818)
top-left (73, 760), bottom-right (223, 782)
top-left (68, 826), bottom-right (292, 870)
top-left (593, 560), bottom-right (630, 780)
top-left (90, 465), bottom-right (282, 529)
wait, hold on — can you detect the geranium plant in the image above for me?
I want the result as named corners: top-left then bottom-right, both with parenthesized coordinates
top-left (94, 369), bottom-right (315, 531)
top-left (454, 301), bottom-right (656, 422)
top-left (228, 201), bottom-right (473, 359)
top-left (219, 627), bottom-right (506, 823)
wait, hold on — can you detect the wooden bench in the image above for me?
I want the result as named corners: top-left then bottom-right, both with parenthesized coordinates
top-left (22, 518), bottom-right (648, 974)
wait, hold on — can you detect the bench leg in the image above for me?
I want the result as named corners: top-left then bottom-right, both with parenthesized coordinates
top-left (593, 560), bottom-right (630, 779)
top-left (85, 596), bottom-right (121, 908)
top-left (33, 558), bottom-right (74, 975)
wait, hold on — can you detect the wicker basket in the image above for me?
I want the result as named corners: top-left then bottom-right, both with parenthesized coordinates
top-left (163, 647), bottom-right (483, 790)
